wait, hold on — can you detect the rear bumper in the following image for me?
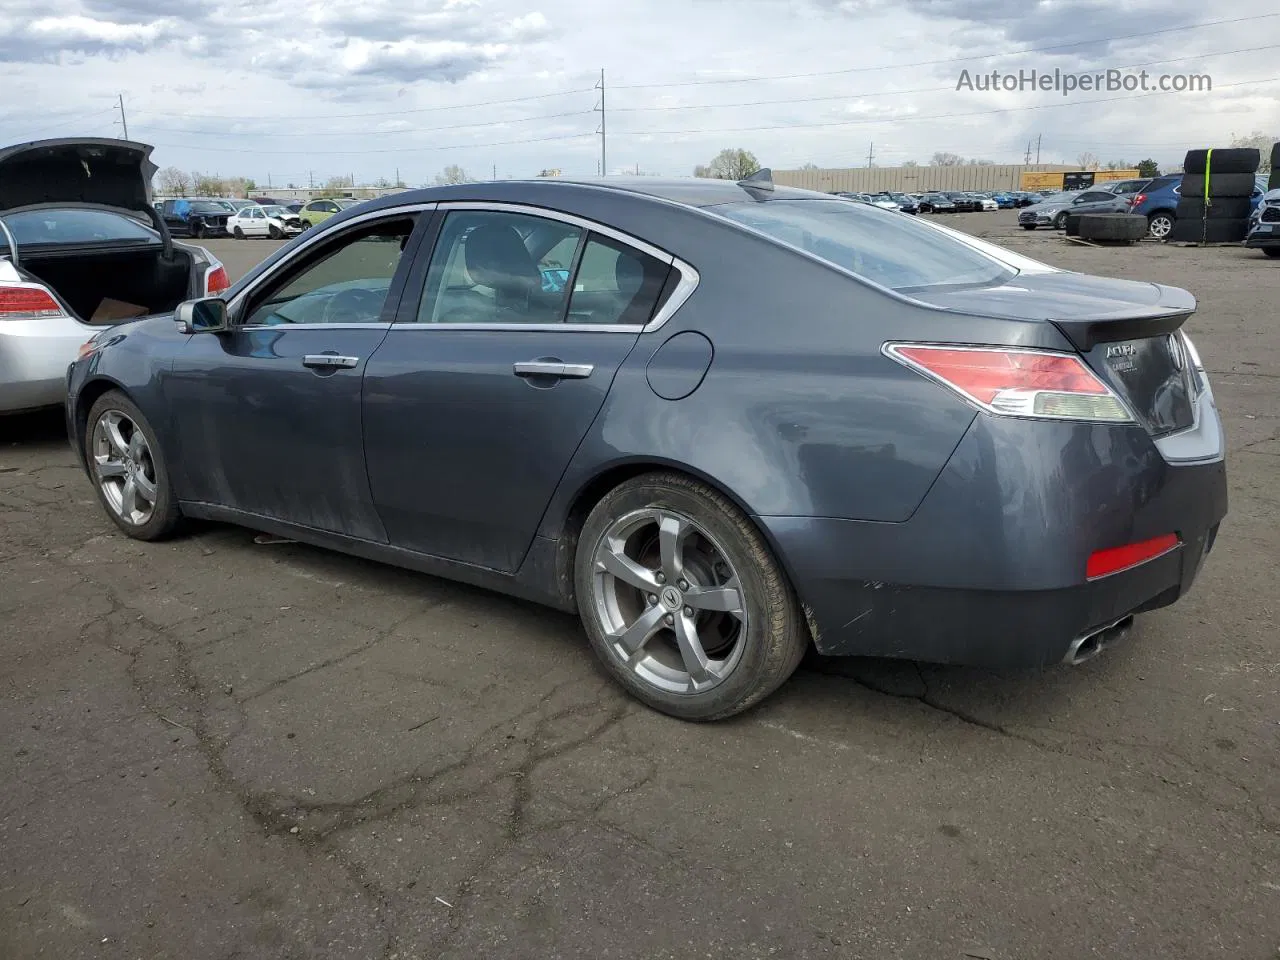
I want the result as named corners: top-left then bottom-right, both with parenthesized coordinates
top-left (0, 316), bottom-right (91, 413)
top-left (763, 406), bottom-right (1228, 668)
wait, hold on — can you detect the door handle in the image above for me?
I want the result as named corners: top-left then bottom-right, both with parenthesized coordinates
top-left (303, 354), bottom-right (359, 369)
top-left (513, 361), bottom-right (594, 379)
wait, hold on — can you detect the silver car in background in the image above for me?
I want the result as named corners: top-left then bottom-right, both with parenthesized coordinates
top-left (0, 138), bottom-right (229, 414)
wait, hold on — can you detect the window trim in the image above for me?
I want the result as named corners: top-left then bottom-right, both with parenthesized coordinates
top-left (223, 202), bottom-right (437, 331)
top-left (393, 201), bottom-right (699, 334)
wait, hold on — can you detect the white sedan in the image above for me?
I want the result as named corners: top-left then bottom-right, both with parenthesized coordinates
top-left (978, 196), bottom-right (999, 211)
top-left (227, 204), bottom-right (305, 240)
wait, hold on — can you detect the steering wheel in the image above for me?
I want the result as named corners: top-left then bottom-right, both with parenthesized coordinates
top-left (320, 286), bottom-right (383, 324)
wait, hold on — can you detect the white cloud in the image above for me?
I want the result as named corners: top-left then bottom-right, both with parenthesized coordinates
top-left (0, 0), bottom-right (1275, 185)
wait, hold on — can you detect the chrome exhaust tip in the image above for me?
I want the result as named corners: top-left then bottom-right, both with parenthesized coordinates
top-left (1063, 615), bottom-right (1135, 666)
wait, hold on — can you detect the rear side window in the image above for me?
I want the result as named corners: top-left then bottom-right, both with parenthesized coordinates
top-left (566, 235), bottom-right (670, 325)
top-left (713, 199), bottom-right (1015, 292)
top-left (2, 208), bottom-right (157, 246)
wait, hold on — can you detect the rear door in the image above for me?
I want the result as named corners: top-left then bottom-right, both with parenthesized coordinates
top-left (362, 204), bottom-right (677, 573)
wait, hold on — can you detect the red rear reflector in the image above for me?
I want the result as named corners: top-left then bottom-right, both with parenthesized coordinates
top-left (1131, 193), bottom-right (1146, 207)
top-left (1086, 534), bottom-right (1179, 580)
top-left (0, 284), bottom-right (62, 318)
top-left (206, 265), bottom-right (230, 294)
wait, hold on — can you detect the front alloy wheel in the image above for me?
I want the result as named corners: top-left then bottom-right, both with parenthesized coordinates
top-left (92, 410), bottom-right (158, 526)
top-left (84, 391), bottom-right (182, 541)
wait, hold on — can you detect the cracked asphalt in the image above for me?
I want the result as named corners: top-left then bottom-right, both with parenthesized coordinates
top-left (2, 215), bottom-right (1278, 959)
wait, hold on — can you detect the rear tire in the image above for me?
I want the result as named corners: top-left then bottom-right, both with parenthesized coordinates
top-left (1147, 211), bottom-right (1176, 239)
top-left (574, 472), bottom-right (808, 721)
top-left (1264, 248), bottom-right (1280, 258)
top-left (83, 391), bottom-right (182, 542)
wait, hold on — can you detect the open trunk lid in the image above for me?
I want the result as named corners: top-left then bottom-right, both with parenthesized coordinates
top-left (911, 271), bottom-right (1198, 437)
top-left (0, 138), bottom-right (172, 257)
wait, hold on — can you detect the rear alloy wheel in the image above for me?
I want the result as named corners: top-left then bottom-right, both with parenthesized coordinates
top-left (575, 472), bottom-right (807, 721)
top-left (1148, 211), bottom-right (1175, 239)
top-left (84, 391), bottom-right (182, 541)
top-left (233, 226), bottom-right (245, 240)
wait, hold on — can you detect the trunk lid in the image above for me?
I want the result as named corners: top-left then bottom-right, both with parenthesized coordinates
top-left (0, 138), bottom-right (173, 257)
top-left (910, 271), bottom-right (1198, 436)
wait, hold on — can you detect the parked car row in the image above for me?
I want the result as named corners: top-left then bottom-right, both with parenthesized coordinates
top-left (831, 190), bottom-right (1039, 214)
top-left (151, 195), bottom-right (368, 238)
top-left (1017, 175), bottom-right (1271, 239)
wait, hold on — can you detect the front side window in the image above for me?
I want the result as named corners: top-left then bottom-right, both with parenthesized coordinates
top-left (417, 210), bottom-right (582, 324)
top-left (243, 217), bottom-right (415, 326)
top-left (712, 199), bottom-right (1015, 293)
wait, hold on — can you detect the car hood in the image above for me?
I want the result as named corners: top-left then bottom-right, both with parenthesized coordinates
top-left (0, 138), bottom-right (157, 216)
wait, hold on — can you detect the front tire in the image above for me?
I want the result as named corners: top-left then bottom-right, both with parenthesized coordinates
top-left (84, 391), bottom-right (182, 541)
top-left (233, 226), bottom-right (245, 239)
top-left (1022, 224), bottom-right (1037, 230)
top-left (268, 225), bottom-right (282, 239)
top-left (1264, 248), bottom-right (1280, 258)
top-left (574, 472), bottom-right (808, 721)
top-left (1054, 211), bottom-right (1068, 230)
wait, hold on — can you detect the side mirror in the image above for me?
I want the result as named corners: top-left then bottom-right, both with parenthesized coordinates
top-left (175, 297), bottom-right (229, 335)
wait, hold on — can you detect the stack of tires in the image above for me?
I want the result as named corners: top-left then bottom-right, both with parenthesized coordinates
top-left (1168, 147), bottom-right (1260, 243)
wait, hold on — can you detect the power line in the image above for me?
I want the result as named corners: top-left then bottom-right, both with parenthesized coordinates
top-left (135, 86), bottom-right (596, 123)
top-left (134, 109), bottom-right (592, 139)
top-left (145, 131), bottom-right (597, 157)
top-left (611, 12), bottom-right (1280, 89)
top-left (609, 76), bottom-right (1279, 137)
top-left (607, 43), bottom-right (1280, 113)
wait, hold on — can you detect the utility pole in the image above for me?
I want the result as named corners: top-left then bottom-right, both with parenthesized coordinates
top-left (394, 166), bottom-right (400, 187)
top-left (116, 94), bottom-right (129, 140)
top-left (1035, 134), bottom-right (1042, 164)
top-left (866, 142), bottom-right (875, 168)
top-left (308, 170), bottom-right (315, 188)
top-left (595, 68), bottom-right (607, 176)
top-left (1024, 140), bottom-right (1032, 165)
top-left (493, 163), bottom-right (497, 181)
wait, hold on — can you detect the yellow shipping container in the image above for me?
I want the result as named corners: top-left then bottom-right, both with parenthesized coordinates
top-left (1020, 169), bottom-right (1140, 191)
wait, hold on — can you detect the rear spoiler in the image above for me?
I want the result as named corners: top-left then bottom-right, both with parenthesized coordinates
top-left (1050, 310), bottom-right (1192, 352)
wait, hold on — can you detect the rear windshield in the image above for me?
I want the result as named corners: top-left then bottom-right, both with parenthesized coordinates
top-left (712, 199), bottom-right (1016, 292)
top-left (188, 202), bottom-right (226, 214)
top-left (1, 208), bottom-right (157, 247)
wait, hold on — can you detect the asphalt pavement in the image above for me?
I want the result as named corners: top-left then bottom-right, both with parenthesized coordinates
top-left (1, 213), bottom-right (1277, 959)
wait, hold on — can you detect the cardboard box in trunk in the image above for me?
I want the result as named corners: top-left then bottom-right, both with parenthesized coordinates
top-left (91, 298), bottom-right (149, 324)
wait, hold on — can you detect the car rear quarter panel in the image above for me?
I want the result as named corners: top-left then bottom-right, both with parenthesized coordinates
top-left (526, 185), bottom-right (1074, 534)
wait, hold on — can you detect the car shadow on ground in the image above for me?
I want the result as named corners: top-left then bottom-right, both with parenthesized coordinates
top-left (1, 408), bottom-right (68, 451)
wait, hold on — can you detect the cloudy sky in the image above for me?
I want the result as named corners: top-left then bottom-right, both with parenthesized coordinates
top-left (1, 0), bottom-right (1277, 187)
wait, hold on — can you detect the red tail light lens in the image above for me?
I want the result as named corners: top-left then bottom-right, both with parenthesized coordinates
top-left (884, 344), bottom-right (1133, 422)
top-left (0, 283), bottom-right (63, 320)
top-left (205, 265), bottom-right (230, 295)
top-left (1130, 193), bottom-right (1146, 207)
top-left (1086, 534), bottom-right (1180, 580)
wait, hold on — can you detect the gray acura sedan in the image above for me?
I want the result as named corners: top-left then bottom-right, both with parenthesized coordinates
top-left (65, 171), bottom-right (1227, 720)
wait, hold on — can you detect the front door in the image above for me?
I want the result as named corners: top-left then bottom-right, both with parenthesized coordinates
top-left (166, 212), bottom-right (425, 540)
top-left (362, 206), bottom-right (674, 572)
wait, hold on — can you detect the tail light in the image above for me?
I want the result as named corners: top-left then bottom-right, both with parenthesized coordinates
top-left (884, 343), bottom-right (1134, 423)
top-left (205, 265), bottom-right (230, 295)
top-left (1130, 193), bottom-right (1146, 207)
top-left (1180, 332), bottom-right (1208, 397)
top-left (0, 282), bottom-right (64, 320)
top-left (1086, 533), bottom-right (1180, 579)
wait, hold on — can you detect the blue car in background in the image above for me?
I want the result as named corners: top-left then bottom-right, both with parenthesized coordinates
top-left (991, 193), bottom-right (1018, 209)
top-left (1129, 174), bottom-right (1268, 240)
